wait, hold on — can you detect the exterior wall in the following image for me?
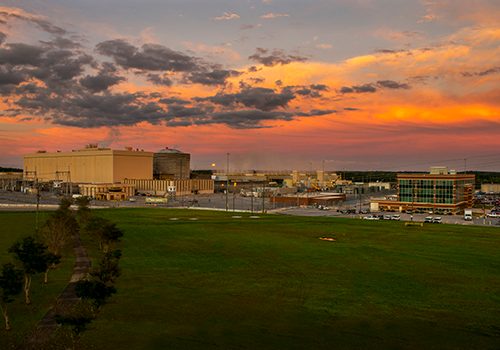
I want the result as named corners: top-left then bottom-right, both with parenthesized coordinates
top-left (79, 183), bottom-right (135, 200)
top-left (124, 178), bottom-right (214, 196)
top-left (113, 151), bottom-right (153, 183)
top-left (153, 152), bottom-right (190, 179)
top-left (481, 183), bottom-right (500, 193)
top-left (24, 151), bottom-right (114, 183)
top-left (24, 149), bottom-right (153, 183)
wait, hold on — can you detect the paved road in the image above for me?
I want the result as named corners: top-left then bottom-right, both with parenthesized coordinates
top-left (279, 207), bottom-right (500, 227)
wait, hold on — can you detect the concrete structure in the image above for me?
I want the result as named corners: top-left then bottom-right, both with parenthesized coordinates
top-left (24, 145), bottom-right (153, 184)
top-left (79, 183), bottom-right (135, 200)
top-left (272, 193), bottom-right (346, 207)
top-left (124, 178), bottom-right (214, 196)
top-left (153, 148), bottom-right (190, 180)
top-left (371, 167), bottom-right (474, 214)
top-left (0, 172), bottom-right (23, 191)
top-left (481, 183), bottom-right (500, 193)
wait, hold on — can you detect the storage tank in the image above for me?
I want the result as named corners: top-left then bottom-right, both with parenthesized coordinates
top-left (153, 148), bottom-right (190, 180)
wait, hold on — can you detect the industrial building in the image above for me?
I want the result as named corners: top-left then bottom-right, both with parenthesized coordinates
top-left (123, 178), bottom-right (214, 196)
top-left (24, 145), bottom-right (153, 184)
top-left (371, 167), bottom-right (475, 214)
top-left (153, 148), bottom-right (190, 180)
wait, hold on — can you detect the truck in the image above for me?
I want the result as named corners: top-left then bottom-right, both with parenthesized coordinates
top-left (464, 209), bottom-right (473, 221)
top-left (145, 197), bottom-right (168, 205)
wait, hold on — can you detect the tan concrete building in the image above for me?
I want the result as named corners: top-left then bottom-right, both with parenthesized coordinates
top-left (481, 183), bottom-right (500, 193)
top-left (124, 178), bottom-right (214, 196)
top-left (24, 146), bottom-right (153, 183)
top-left (79, 183), bottom-right (136, 200)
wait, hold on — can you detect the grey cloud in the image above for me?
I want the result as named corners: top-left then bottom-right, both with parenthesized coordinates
top-left (344, 107), bottom-right (360, 111)
top-left (187, 69), bottom-right (240, 85)
top-left (0, 43), bottom-right (45, 66)
top-left (0, 8), bottom-right (66, 35)
top-left (159, 97), bottom-right (190, 105)
top-left (146, 73), bottom-right (173, 86)
top-left (462, 66), bottom-right (500, 77)
top-left (0, 66), bottom-right (26, 85)
top-left (310, 84), bottom-right (328, 91)
top-left (203, 87), bottom-right (295, 111)
top-left (96, 39), bottom-right (198, 72)
top-left (0, 32), bottom-right (6, 45)
top-left (340, 84), bottom-right (376, 94)
top-left (249, 47), bottom-right (307, 66)
top-left (376, 80), bottom-right (410, 89)
top-left (80, 68), bottom-right (125, 92)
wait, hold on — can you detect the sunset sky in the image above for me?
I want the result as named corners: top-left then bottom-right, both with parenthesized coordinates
top-left (0, 0), bottom-right (499, 171)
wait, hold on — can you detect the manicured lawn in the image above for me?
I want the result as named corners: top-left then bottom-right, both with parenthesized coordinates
top-left (72, 208), bottom-right (500, 349)
top-left (0, 211), bottom-right (74, 348)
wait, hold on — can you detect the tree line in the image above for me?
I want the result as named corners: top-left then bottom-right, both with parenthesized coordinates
top-left (0, 197), bottom-right (123, 349)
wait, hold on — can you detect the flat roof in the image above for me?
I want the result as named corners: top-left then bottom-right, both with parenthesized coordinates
top-left (24, 149), bottom-right (153, 158)
top-left (397, 174), bottom-right (475, 180)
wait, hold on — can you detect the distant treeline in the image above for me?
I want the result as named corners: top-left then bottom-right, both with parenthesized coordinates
top-left (0, 166), bottom-right (22, 172)
top-left (341, 171), bottom-right (500, 187)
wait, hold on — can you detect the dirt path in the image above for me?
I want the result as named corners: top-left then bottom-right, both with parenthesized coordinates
top-left (24, 233), bottom-right (91, 348)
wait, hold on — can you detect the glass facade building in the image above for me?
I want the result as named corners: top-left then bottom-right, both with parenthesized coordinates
top-left (373, 169), bottom-right (475, 214)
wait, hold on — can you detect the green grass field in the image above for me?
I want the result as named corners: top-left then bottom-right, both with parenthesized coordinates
top-left (0, 212), bottom-right (74, 348)
top-left (1, 209), bottom-right (500, 349)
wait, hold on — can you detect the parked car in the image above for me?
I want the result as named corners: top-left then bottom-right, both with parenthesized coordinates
top-left (391, 215), bottom-right (401, 221)
top-left (432, 217), bottom-right (442, 224)
top-left (383, 215), bottom-right (392, 220)
top-left (363, 215), bottom-right (379, 220)
top-left (424, 216), bottom-right (433, 223)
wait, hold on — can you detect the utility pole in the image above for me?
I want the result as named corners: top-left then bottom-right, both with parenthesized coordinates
top-left (225, 153), bottom-right (229, 211)
top-left (35, 173), bottom-right (40, 232)
top-left (251, 187), bottom-right (254, 213)
top-left (261, 177), bottom-right (266, 214)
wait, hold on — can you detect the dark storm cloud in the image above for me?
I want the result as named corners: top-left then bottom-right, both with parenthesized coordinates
top-left (0, 66), bottom-right (26, 85)
top-left (146, 73), bottom-right (173, 86)
top-left (340, 84), bottom-right (376, 94)
top-left (249, 48), bottom-right (307, 66)
top-left (376, 80), bottom-right (410, 89)
top-left (39, 37), bottom-right (82, 49)
top-left (80, 65), bottom-right (125, 92)
top-left (159, 97), bottom-right (190, 105)
top-left (208, 108), bottom-right (336, 128)
top-left (0, 11), bottom-right (337, 130)
top-left (288, 84), bottom-right (328, 98)
top-left (0, 43), bottom-right (45, 66)
top-left (0, 9), bottom-right (66, 35)
top-left (462, 66), bottom-right (500, 77)
top-left (186, 69), bottom-right (241, 85)
top-left (339, 80), bottom-right (409, 94)
top-left (52, 92), bottom-right (170, 127)
top-left (310, 84), bottom-right (328, 91)
top-left (375, 49), bottom-right (410, 55)
top-left (201, 86), bottom-right (295, 111)
top-left (344, 107), bottom-right (360, 111)
top-left (96, 39), bottom-right (198, 72)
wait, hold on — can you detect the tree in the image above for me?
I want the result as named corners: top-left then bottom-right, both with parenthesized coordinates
top-left (40, 198), bottom-right (78, 283)
top-left (9, 236), bottom-right (53, 304)
top-left (82, 217), bottom-right (123, 252)
top-left (55, 301), bottom-right (94, 350)
top-left (75, 280), bottom-right (116, 311)
top-left (74, 196), bottom-right (92, 227)
top-left (0, 263), bottom-right (23, 330)
top-left (90, 250), bottom-right (121, 284)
